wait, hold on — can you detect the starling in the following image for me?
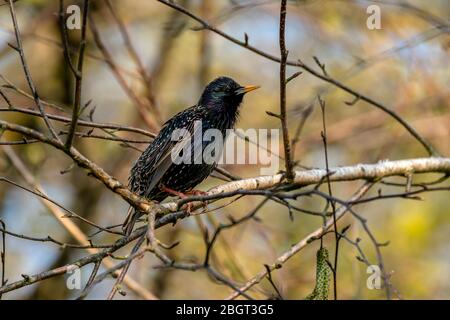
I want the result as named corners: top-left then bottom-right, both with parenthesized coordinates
top-left (123, 76), bottom-right (259, 235)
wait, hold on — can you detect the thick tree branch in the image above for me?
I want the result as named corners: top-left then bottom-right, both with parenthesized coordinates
top-left (160, 157), bottom-right (450, 213)
top-left (1, 117), bottom-right (449, 217)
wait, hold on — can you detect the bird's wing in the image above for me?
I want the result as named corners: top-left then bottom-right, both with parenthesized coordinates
top-left (129, 106), bottom-right (202, 198)
top-left (143, 120), bottom-right (201, 197)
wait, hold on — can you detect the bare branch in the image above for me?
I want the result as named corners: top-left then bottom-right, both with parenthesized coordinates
top-left (278, 0), bottom-right (294, 181)
top-left (62, 0), bottom-right (90, 149)
top-left (0, 107), bottom-right (156, 138)
top-left (6, 0), bottom-right (61, 141)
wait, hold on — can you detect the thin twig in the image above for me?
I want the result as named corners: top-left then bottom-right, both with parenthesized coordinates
top-left (0, 219), bottom-right (6, 300)
top-left (63, 0), bottom-right (90, 149)
top-left (278, 0), bottom-right (294, 181)
top-left (319, 96), bottom-right (339, 300)
top-left (6, 0), bottom-right (61, 141)
top-left (0, 107), bottom-right (156, 138)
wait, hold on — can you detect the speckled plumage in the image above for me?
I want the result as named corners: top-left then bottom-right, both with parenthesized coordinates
top-left (123, 77), bottom-right (257, 235)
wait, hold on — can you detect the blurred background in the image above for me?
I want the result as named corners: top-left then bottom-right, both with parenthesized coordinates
top-left (0, 0), bottom-right (449, 299)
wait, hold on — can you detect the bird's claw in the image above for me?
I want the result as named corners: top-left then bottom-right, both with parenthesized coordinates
top-left (185, 202), bottom-right (193, 215)
top-left (160, 185), bottom-right (196, 214)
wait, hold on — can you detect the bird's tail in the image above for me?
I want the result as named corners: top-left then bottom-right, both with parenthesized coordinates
top-left (122, 206), bottom-right (139, 236)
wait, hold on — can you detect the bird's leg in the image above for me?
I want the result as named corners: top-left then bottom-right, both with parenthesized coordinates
top-left (160, 185), bottom-right (186, 198)
top-left (160, 185), bottom-right (194, 213)
top-left (185, 189), bottom-right (208, 196)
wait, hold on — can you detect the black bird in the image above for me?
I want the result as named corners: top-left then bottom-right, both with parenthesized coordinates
top-left (123, 76), bottom-right (259, 235)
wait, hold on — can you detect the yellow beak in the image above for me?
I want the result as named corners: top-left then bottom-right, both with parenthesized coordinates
top-left (236, 85), bottom-right (260, 95)
top-left (242, 85), bottom-right (260, 94)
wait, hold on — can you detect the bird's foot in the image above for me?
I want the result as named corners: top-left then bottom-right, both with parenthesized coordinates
top-left (186, 190), bottom-right (209, 211)
top-left (160, 185), bottom-right (194, 214)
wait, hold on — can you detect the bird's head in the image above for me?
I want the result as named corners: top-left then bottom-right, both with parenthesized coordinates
top-left (198, 77), bottom-right (259, 116)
